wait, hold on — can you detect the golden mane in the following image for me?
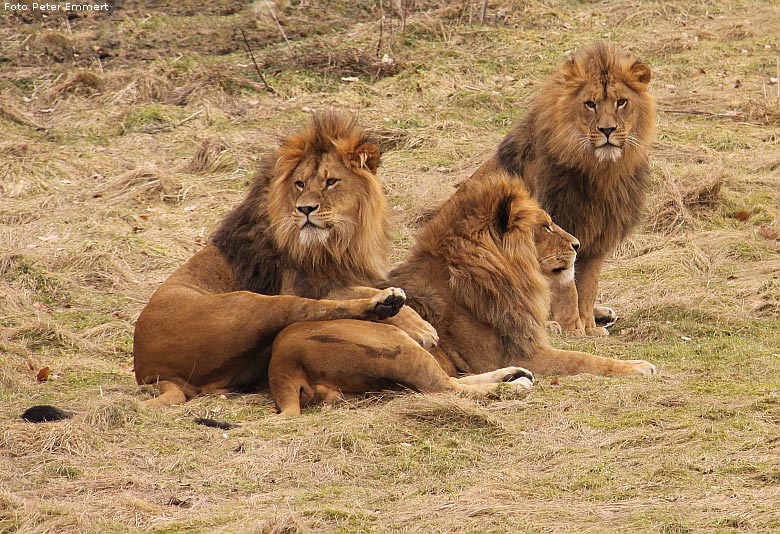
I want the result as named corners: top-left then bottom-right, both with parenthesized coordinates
top-left (391, 172), bottom-right (549, 365)
top-left (212, 112), bottom-right (389, 297)
top-left (553, 42), bottom-right (655, 175)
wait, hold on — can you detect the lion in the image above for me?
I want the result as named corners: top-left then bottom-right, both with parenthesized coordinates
top-left (133, 112), bottom-right (437, 407)
top-left (269, 172), bottom-right (655, 416)
top-left (472, 42), bottom-right (656, 336)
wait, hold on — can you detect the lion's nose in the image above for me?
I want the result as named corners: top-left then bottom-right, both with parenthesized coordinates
top-left (297, 205), bottom-right (319, 216)
top-left (571, 241), bottom-right (580, 252)
top-left (599, 127), bottom-right (616, 139)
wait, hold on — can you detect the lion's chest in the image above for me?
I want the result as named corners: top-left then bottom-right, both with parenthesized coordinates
top-left (534, 162), bottom-right (647, 259)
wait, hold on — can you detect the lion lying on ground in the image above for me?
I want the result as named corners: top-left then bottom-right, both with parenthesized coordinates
top-left (133, 112), bottom-right (437, 407)
top-left (472, 42), bottom-right (656, 336)
top-left (269, 172), bottom-right (655, 416)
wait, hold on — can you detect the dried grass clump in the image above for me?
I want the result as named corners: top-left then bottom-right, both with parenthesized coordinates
top-left (254, 516), bottom-right (304, 534)
top-left (0, 96), bottom-right (45, 130)
top-left (82, 397), bottom-right (141, 431)
top-left (0, 339), bottom-right (35, 392)
top-left (388, 393), bottom-right (512, 434)
top-left (56, 242), bottom-right (137, 290)
top-left (6, 319), bottom-right (93, 354)
top-left (107, 71), bottom-right (173, 105)
top-left (279, 47), bottom-right (405, 80)
top-left (648, 165), bottom-right (724, 234)
top-left (33, 31), bottom-right (76, 62)
top-left (44, 71), bottom-right (104, 103)
top-left (369, 126), bottom-right (429, 152)
top-left (741, 97), bottom-right (780, 125)
top-left (182, 137), bottom-right (238, 174)
top-left (0, 141), bottom-right (29, 158)
top-left (90, 166), bottom-right (185, 205)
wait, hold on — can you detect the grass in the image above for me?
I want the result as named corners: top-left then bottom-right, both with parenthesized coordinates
top-left (1, 0), bottom-right (780, 532)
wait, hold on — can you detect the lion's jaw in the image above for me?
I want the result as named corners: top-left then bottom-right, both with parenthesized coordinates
top-left (535, 221), bottom-right (578, 284)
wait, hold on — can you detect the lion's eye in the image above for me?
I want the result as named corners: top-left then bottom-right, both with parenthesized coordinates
top-left (584, 101), bottom-right (597, 110)
top-left (544, 224), bottom-right (553, 233)
top-left (294, 181), bottom-right (305, 190)
top-left (617, 98), bottom-right (628, 108)
top-left (325, 178), bottom-right (339, 188)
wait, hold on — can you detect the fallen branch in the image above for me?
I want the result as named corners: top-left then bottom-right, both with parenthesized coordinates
top-left (239, 29), bottom-right (277, 95)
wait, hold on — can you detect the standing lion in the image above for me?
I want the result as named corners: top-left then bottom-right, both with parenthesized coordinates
top-left (133, 112), bottom-right (436, 407)
top-left (473, 42), bottom-right (656, 336)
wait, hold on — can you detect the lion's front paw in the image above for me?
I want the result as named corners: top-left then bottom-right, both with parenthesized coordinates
top-left (625, 360), bottom-right (656, 377)
top-left (546, 321), bottom-right (563, 334)
top-left (371, 287), bottom-right (406, 320)
top-left (584, 326), bottom-right (610, 337)
top-left (386, 307), bottom-right (439, 349)
top-left (500, 366), bottom-right (534, 385)
top-left (504, 374), bottom-right (534, 391)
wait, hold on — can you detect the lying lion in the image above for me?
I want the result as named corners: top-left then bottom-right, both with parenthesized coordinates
top-left (269, 172), bottom-right (656, 416)
top-left (133, 112), bottom-right (437, 407)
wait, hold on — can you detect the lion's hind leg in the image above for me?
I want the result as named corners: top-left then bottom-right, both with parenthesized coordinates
top-left (269, 366), bottom-right (316, 417)
top-left (144, 380), bottom-right (187, 408)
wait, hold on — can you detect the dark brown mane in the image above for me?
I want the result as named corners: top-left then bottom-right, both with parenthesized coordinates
top-left (495, 41), bottom-right (655, 260)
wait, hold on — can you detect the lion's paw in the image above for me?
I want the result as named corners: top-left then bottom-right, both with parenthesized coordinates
top-left (501, 366), bottom-right (534, 386)
top-left (371, 287), bottom-right (406, 320)
top-left (386, 307), bottom-right (439, 349)
top-left (546, 321), bottom-right (563, 334)
top-left (584, 326), bottom-right (610, 337)
top-left (504, 375), bottom-right (534, 391)
top-left (594, 306), bottom-right (618, 328)
top-left (625, 360), bottom-right (656, 377)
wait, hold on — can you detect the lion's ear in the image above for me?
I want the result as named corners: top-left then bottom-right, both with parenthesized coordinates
top-left (495, 196), bottom-right (513, 236)
top-left (354, 143), bottom-right (381, 174)
top-left (629, 60), bottom-right (651, 89)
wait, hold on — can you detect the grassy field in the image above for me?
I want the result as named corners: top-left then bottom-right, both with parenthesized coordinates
top-left (1, 1), bottom-right (779, 532)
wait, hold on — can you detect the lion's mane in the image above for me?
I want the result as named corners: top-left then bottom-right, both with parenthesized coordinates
top-left (390, 172), bottom-right (550, 367)
top-left (495, 42), bottom-right (655, 259)
top-left (211, 112), bottom-right (389, 298)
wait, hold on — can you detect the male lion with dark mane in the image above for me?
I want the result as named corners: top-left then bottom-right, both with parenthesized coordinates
top-left (133, 113), bottom-right (437, 407)
top-left (269, 172), bottom-right (655, 416)
top-left (472, 42), bottom-right (656, 336)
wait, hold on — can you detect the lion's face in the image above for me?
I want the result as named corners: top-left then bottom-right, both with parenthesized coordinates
top-left (266, 115), bottom-right (387, 276)
top-left (556, 43), bottom-right (654, 164)
top-left (279, 151), bottom-right (367, 248)
top-left (570, 77), bottom-right (647, 162)
top-left (534, 213), bottom-right (579, 283)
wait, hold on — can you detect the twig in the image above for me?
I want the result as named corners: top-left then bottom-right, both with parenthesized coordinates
top-left (403, 0), bottom-right (408, 38)
top-left (175, 109), bottom-right (204, 127)
top-left (480, 0), bottom-right (488, 24)
top-left (239, 29), bottom-right (277, 95)
top-left (264, 0), bottom-right (296, 58)
top-left (377, 0), bottom-right (384, 56)
top-left (660, 109), bottom-right (738, 118)
top-left (141, 109), bottom-right (204, 134)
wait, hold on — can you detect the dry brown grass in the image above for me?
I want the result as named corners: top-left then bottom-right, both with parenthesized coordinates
top-left (1, 1), bottom-right (779, 532)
